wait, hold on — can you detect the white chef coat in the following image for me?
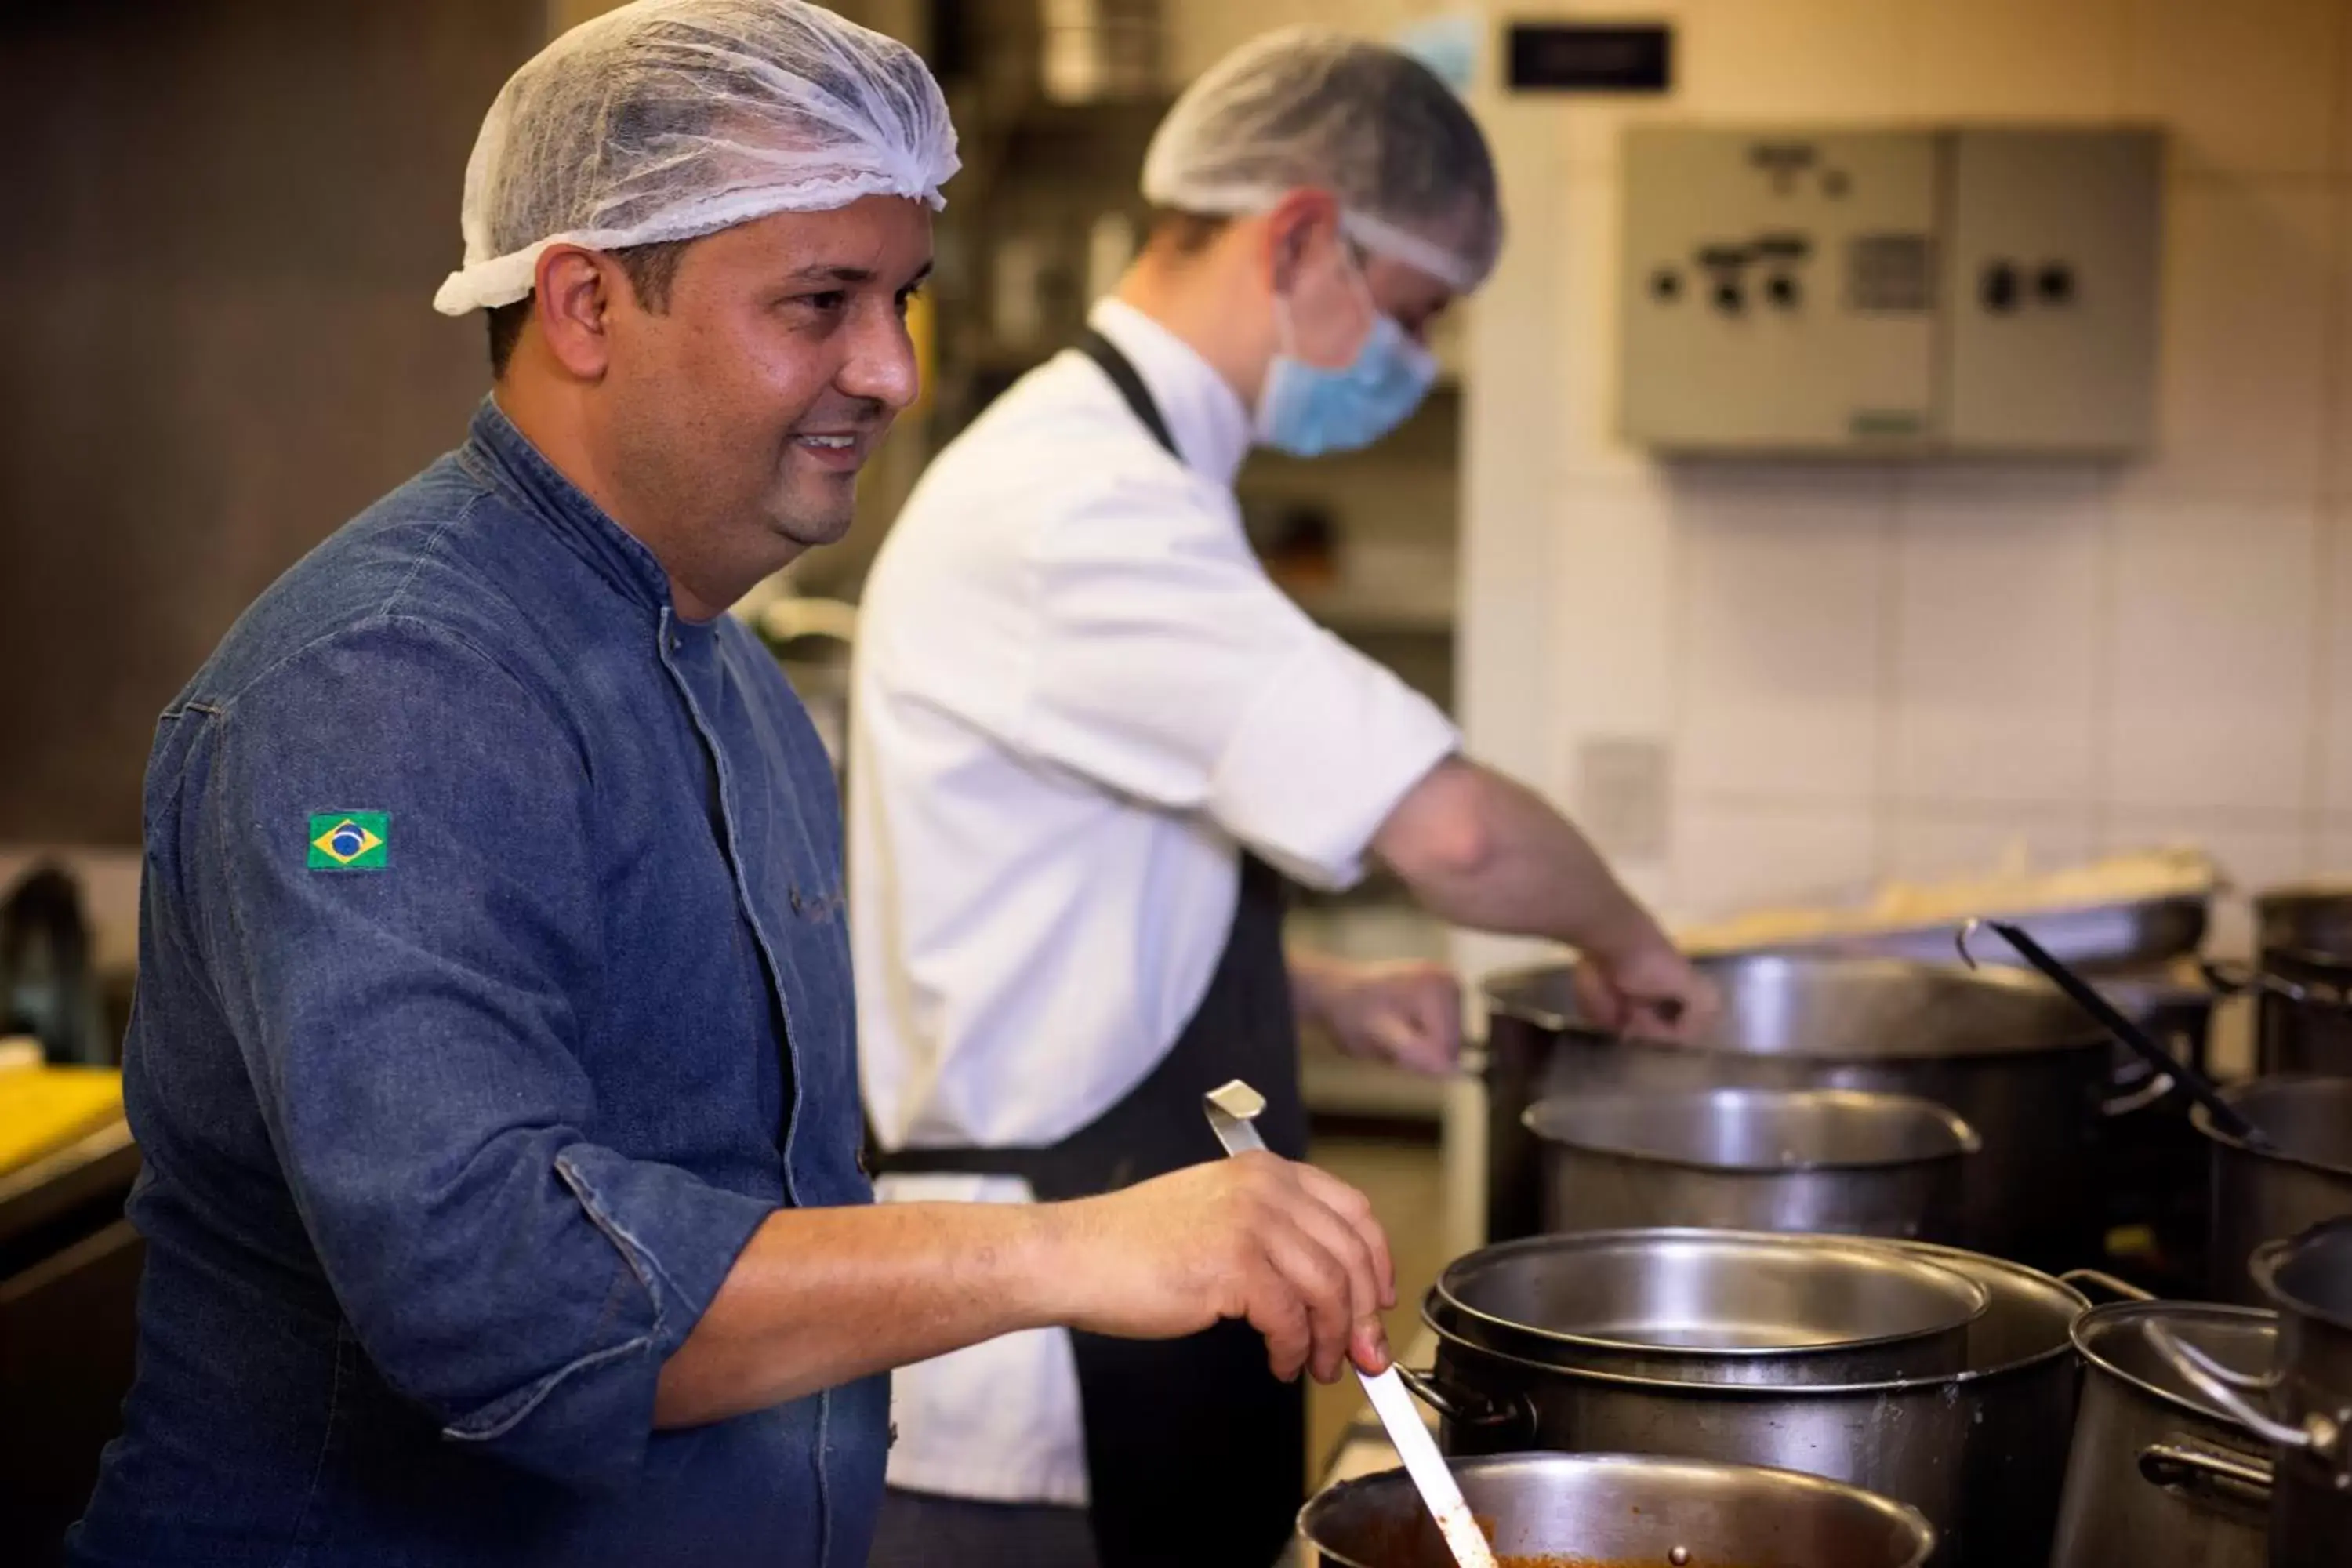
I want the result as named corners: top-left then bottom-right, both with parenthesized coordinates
top-left (849, 296), bottom-right (1460, 1505)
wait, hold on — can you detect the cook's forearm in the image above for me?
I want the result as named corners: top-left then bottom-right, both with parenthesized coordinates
top-left (652, 1200), bottom-right (1064, 1428)
top-left (1374, 757), bottom-right (1661, 956)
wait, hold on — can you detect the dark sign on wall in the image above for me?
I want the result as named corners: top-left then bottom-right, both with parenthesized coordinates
top-left (1506, 22), bottom-right (1675, 93)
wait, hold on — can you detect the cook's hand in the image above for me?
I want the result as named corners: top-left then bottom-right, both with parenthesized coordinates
top-left (1572, 927), bottom-right (1719, 1043)
top-left (1044, 1152), bottom-right (1395, 1385)
top-left (1316, 959), bottom-right (1462, 1074)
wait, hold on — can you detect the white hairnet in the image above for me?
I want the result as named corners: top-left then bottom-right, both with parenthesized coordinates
top-left (1141, 27), bottom-right (1500, 294)
top-left (434, 0), bottom-right (959, 316)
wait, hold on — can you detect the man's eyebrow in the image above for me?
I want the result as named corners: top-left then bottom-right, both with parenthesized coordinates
top-left (790, 263), bottom-right (879, 284)
top-left (788, 260), bottom-right (935, 288)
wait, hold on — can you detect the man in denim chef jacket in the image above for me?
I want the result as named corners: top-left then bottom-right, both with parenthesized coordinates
top-left (68, 5), bottom-right (1400, 1565)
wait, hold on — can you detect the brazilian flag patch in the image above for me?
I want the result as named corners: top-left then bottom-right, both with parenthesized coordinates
top-left (308, 811), bottom-right (389, 871)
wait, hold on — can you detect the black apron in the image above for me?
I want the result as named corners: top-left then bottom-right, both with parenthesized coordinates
top-left (879, 329), bottom-right (1309, 1568)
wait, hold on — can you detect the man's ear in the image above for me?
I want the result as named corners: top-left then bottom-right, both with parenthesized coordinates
top-left (531, 244), bottom-right (618, 380)
top-left (1259, 188), bottom-right (1344, 294)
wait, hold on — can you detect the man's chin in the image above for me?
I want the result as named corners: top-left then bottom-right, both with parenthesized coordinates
top-left (767, 487), bottom-right (858, 550)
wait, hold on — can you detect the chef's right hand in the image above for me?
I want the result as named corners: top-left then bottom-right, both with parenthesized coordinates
top-left (1573, 923), bottom-right (1720, 1044)
top-left (1044, 1152), bottom-right (1394, 1385)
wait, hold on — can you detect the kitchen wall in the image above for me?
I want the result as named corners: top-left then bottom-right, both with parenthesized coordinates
top-left (1453, 0), bottom-right (2352, 982)
top-left (0, 0), bottom-right (546, 847)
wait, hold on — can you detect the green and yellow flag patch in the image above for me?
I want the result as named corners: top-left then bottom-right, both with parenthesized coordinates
top-left (308, 811), bottom-right (389, 870)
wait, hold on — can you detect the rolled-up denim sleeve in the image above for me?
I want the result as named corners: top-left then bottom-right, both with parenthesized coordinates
top-left (183, 615), bottom-right (774, 1490)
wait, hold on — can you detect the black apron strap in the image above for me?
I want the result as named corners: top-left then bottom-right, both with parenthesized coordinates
top-left (1057, 855), bottom-right (1305, 1568)
top-left (1074, 328), bottom-right (1180, 459)
top-left (876, 328), bottom-right (1308, 1568)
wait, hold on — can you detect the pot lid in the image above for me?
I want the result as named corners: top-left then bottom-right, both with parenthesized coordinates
top-left (2073, 1301), bottom-right (2281, 1432)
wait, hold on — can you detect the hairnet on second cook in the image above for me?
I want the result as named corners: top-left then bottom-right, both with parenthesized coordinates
top-left (434, 0), bottom-right (960, 316)
top-left (1140, 26), bottom-right (1501, 293)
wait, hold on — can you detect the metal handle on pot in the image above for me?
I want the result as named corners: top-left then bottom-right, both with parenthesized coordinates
top-left (2144, 1319), bottom-right (2329, 1454)
top-left (2138, 1441), bottom-right (2274, 1510)
top-left (2102, 1068), bottom-right (2178, 1119)
top-left (2201, 958), bottom-right (2352, 1012)
top-left (2199, 958), bottom-right (2299, 1002)
top-left (1393, 1365), bottom-right (1530, 1437)
top-left (2060, 1268), bottom-right (2155, 1303)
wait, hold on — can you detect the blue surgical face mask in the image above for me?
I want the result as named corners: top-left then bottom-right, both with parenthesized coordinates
top-left (1255, 256), bottom-right (1439, 459)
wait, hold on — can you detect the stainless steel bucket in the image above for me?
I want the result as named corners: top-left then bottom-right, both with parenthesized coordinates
top-left (2251, 1221), bottom-right (2352, 1568)
top-left (1523, 1087), bottom-right (1978, 1242)
top-left (2192, 1076), bottom-right (2352, 1305)
top-left (1483, 956), bottom-right (2113, 1265)
top-left (1432, 1229), bottom-right (1989, 1386)
top-left (2049, 1301), bottom-right (2275, 1568)
top-left (1297, 1450), bottom-right (1936, 1568)
top-left (1409, 1241), bottom-right (2089, 1566)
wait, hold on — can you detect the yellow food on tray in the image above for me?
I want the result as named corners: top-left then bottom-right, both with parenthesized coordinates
top-left (1676, 845), bottom-right (2215, 955)
top-left (0, 1059), bottom-right (127, 1178)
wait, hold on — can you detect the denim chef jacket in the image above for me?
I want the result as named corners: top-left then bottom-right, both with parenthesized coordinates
top-left (70, 400), bottom-right (885, 1568)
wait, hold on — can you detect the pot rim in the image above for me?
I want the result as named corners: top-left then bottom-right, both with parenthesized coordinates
top-left (1483, 956), bottom-right (2110, 1062)
top-left (2252, 1218), bottom-right (2352, 1334)
top-left (2071, 1299), bottom-right (2281, 1432)
top-left (2256, 880), bottom-right (2352, 912)
top-left (2260, 942), bottom-right (2352, 977)
top-left (2190, 1075), bottom-right (2352, 1179)
top-left (1297, 1450), bottom-right (1937, 1568)
top-left (1434, 1229), bottom-right (1990, 1367)
top-left (1522, 1087), bottom-right (1984, 1173)
top-left (1421, 1294), bottom-right (2063, 1398)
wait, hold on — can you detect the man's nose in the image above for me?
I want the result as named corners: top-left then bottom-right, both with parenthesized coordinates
top-left (837, 307), bottom-right (920, 413)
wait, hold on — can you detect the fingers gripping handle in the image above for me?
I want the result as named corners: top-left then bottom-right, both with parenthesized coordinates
top-left (1204, 1079), bottom-right (1270, 1156)
top-left (1198, 1080), bottom-right (1497, 1568)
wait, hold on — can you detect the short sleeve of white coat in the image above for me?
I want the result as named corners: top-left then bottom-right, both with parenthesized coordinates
top-left (1019, 472), bottom-right (1460, 891)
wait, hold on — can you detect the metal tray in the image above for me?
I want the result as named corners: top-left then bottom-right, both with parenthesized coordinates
top-left (1704, 891), bottom-right (2209, 975)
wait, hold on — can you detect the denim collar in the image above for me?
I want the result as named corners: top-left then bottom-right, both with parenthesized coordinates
top-left (462, 396), bottom-right (676, 619)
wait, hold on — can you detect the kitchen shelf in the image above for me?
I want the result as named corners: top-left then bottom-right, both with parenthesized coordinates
top-left (1300, 1048), bottom-right (1447, 1122)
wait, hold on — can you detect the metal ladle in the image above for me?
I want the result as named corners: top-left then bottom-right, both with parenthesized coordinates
top-left (1203, 1080), bottom-right (1498, 1568)
top-left (1957, 916), bottom-right (2270, 1149)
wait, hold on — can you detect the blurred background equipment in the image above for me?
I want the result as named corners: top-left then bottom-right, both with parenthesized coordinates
top-left (1620, 126), bottom-right (2162, 456)
top-left (0, 867), bottom-right (107, 1069)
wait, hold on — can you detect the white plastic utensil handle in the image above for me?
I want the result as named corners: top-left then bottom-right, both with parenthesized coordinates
top-left (1200, 1080), bottom-right (1498, 1568)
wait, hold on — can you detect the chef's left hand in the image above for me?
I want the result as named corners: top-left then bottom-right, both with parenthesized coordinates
top-left (1301, 957), bottom-right (1463, 1074)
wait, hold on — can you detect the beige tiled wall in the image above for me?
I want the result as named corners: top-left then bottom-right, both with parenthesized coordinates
top-left (1453, 0), bottom-right (2352, 967)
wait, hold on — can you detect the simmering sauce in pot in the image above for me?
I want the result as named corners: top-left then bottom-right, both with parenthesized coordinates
top-left (1338, 1515), bottom-right (1744, 1568)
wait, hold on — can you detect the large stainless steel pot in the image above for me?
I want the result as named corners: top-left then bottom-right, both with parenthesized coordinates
top-left (2191, 1076), bottom-right (2352, 1305)
top-left (1297, 1450), bottom-right (1936, 1568)
top-left (1432, 1230), bottom-right (1988, 1386)
top-left (1407, 1240), bottom-right (2089, 1566)
top-left (1523, 1087), bottom-right (1978, 1242)
top-left (1483, 956), bottom-right (2113, 1264)
top-left (2251, 886), bottom-right (2352, 1077)
top-left (1890, 1243), bottom-right (2095, 1568)
top-left (2252, 1221), bottom-right (2352, 1568)
top-left (2049, 1301), bottom-right (2276, 1568)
